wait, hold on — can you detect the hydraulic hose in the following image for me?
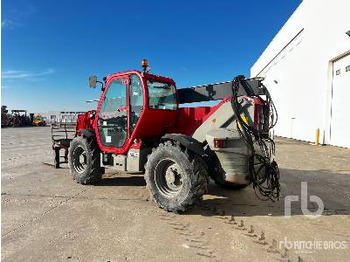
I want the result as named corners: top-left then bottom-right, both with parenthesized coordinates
top-left (231, 75), bottom-right (280, 201)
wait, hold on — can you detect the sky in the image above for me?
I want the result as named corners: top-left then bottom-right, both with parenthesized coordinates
top-left (1, 0), bottom-right (302, 113)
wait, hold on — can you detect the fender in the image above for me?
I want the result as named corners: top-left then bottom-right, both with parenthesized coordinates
top-left (161, 133), bottom-right (205, 156)
top-left (79, 129), bottom-right (96, 140)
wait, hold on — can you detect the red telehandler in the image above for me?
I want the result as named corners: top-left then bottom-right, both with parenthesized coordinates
top-left (68, 60), bottom-right (280, 212)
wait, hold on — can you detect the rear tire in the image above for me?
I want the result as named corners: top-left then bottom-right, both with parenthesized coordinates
top-left (145, 142), bottom-right (208, 213)
top-left (69, 136), bottom-right (104, 185)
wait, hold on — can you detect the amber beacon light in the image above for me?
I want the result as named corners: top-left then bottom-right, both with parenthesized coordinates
top-left (141, 59), bottom-right (149, 72)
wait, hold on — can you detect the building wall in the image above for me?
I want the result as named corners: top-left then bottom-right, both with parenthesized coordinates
top-left (251, 0), bottom-right (350, 145)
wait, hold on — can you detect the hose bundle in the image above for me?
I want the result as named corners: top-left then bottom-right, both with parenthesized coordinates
top-left (231, 75), bottom-right (280, 201)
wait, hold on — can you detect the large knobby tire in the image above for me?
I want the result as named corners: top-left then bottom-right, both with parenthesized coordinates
top-left (69, 136), bottom-right (104, 185)
top-left (145, 142), bottom-right (209, 213)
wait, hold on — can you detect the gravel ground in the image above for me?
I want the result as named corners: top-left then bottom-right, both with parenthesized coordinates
top-left (1, 127), bottom-right (350, 262)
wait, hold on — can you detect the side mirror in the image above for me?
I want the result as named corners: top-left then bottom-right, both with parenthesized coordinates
top-left (89, 75), bottom-right (97, 88)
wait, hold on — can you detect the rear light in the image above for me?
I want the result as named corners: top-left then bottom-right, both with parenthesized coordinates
top-left (214, 139), bottom-right (226, 148)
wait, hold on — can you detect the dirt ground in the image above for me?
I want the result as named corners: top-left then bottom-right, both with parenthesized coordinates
top-left (1, 127), bottom-right (350, 262)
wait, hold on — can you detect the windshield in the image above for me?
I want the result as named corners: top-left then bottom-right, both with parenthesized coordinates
top-left (147, 80), bottom-right (177, 110)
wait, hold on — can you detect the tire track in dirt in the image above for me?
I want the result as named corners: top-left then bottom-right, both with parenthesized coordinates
top-left (197, 202), bottom-right (306, 262)
top-left (148, 192), bottom-right (296, 261)
top-left (158, 211), bottom-right (219, 260)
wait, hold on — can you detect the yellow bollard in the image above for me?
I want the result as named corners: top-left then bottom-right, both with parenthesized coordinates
top-left (315, 128), bottom-right (320, 146)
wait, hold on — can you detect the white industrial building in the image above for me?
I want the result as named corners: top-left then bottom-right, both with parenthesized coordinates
top-left (251, 0), bottom-right (350, 148)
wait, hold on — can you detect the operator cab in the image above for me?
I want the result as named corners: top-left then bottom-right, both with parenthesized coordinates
top-left (91, 68), bottom-right (178, 156)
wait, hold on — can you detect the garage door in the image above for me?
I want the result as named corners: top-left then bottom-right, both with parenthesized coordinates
top-left (330, 53), bottom-right (350, 148)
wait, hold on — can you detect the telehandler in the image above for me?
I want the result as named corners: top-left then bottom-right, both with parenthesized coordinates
top-left (68, 60), bottom-right (280, 212)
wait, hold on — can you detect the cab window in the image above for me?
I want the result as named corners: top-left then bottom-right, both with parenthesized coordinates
top-left (147, 80), bottom-right (177, 110)
top-left (100, 79), bottom-right (127, 113)
top-left (130, 74), bottom-right (144, 133)
top-left (98, 78), bottom-right (128, 148)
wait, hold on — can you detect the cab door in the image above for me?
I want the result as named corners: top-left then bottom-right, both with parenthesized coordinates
top-left (96, 76), bottom-right (129, 150)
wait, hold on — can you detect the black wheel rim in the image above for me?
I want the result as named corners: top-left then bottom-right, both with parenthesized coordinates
top-left (155, 158), bottom-right (183, 197)
top-left (72, 145), bottom-right (87, 173)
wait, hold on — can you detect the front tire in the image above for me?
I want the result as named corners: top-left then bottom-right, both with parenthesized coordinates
top-left (145, 142), bottom-right (208, 213)
top-left (69, 136), bottom-right (104, 185)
